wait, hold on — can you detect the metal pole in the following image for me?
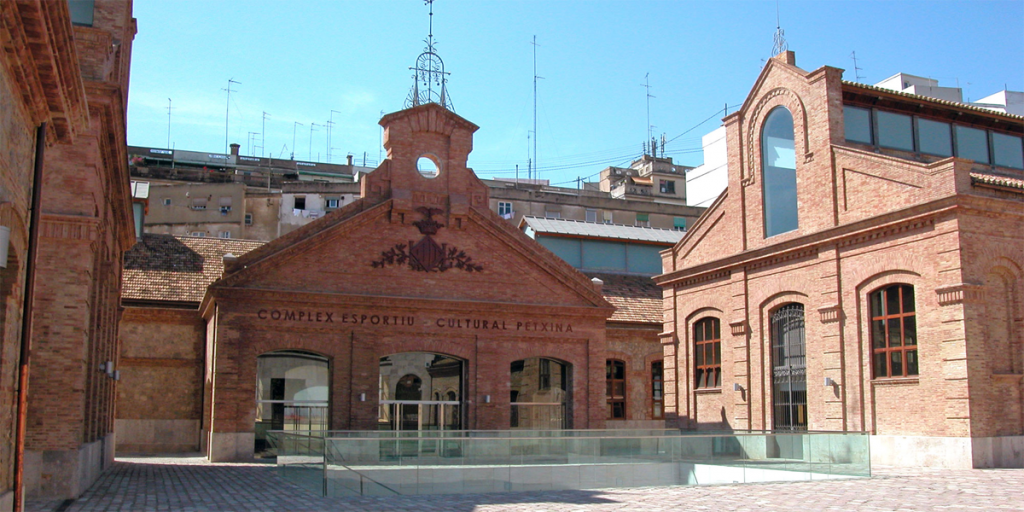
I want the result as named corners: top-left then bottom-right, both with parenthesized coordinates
top-left (309, 123), bottom-right (322, 162)
top-left (13, 122), bottom-right (46, 512)
top-left (262, 111), bottom-right (271, 158)
top-left (292, 122), bottom-right (303, 160)
top-left (329, 110), bottom-right (341, 163)
top-left (532, 35), bottom-right (539, 181)
top-left (166, 98), bottom-right (172, 149)
top-left (224, 78), bottom-right (240, 155)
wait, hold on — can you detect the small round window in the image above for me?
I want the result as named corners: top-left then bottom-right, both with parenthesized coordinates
top-left (417, 156), bottom-right (440, 179)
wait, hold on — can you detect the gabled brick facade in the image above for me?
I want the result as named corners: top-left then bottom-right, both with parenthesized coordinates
top-left (656, 52), bottom-right (1024, 468)
top-left (197, 104), bottom-right (620, 461)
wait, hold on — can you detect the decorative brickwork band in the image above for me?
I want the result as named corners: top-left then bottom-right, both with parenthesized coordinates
top-left (817, 304), bottom-right (841, 323)
top-left (39, 215), bottom-right (98, 241)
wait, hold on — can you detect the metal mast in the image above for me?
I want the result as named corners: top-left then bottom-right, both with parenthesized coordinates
top-left (261, 111), bottom-right (270, 158)
top-left (223, 78), bottom-right (240, 155)
top-left (643, 73), bottom-right (655, 156)
top-left (532, 35), bottom-right (541, 181)
top-left (166, 98), bottom-right (172, 149)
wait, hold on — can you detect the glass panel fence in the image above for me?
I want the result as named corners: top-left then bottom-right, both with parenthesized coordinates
top-left (272, 430), bottom-right (870, 497)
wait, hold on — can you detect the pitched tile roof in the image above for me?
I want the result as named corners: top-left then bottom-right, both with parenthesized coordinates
top-left (970, 172), bottom-right (1024, 191)
top-left (521, 216), bottom-right (685, 245)
top-left (122, 235), bottom-right (265, 304)
top-left (587, 272), bottom-right (663, 324)
top-left (121, 235), bottom-right (664, 325)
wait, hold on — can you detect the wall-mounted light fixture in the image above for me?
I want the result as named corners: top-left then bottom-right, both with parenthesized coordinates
top-left (824, 377), bottom-right (835, 387)
top-left (733, 383), bottom-right (742, 392)
top-left (0, 226), bottom-right (9, 268)
top-left (359, 393), bottom-right (366, 402)
top-left (484, 395), bottom-right (491, 403)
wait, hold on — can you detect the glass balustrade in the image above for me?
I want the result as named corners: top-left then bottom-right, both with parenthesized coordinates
top-left (269, 429), bottom-right (870, 497)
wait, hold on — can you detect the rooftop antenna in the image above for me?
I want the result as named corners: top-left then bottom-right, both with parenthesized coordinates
top-left (222, 78), bottom-right (240, 155)
top-left (379, 109), bottom-right (385, 164)
top-left (327, 110), bottom-right (342, 163)
top-left (532, 35), bottom-right (544, 181)
top-left (309, 122), bottom-right (322, 161)
top-left (247, 131), bottom-right (259, 155)
top-left (261, 111), bottom-right (271, 158)
top-left (406, 0), bottom-right (453, 110)
top-left (291, 122), bottom-right (303, 160)
top-left (643, 73), bottom-right (655, 156)
top-left (527, 130), bottom-right (533, 181)
top-left (166, 98), bottom-right (173, 149)
top-left (850, 51), bottom-right (865, 82)
top-left (771, 0), bottom-right (788, 57)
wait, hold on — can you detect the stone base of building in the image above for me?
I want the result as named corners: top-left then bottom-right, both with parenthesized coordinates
top-left (0, 489), bottom-right (14, 512)
top-left (24, 434), bottom-right (114, 499)
top-left (606, 419), bottom-right (667, 429)
top-left (207, 432), bottom-right (255, 462)
top-left (870, 435), bottom-right (1024, 469)
top-left (114, 419), bottom-right (200, 453)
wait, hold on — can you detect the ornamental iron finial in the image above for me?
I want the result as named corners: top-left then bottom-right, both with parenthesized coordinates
top-left (406, 0), bottom-right (455, 111)
top-left (771, 0), bottom-right (789, 57)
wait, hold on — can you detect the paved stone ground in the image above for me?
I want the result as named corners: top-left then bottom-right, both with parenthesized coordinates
top-left (26, 454), bottom-right (1024, 512)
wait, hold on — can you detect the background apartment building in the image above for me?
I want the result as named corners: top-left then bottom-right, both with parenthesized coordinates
top-left (129, 146), bottom-right (707, 242)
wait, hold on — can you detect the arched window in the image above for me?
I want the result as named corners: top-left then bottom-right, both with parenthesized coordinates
top-left (771, 304), bottom-right (807, 430)
top-left (606, 359), bottom-right (626, 419)
top-left (395, 374), bottom-right (423, 400)
top-left (762, 107), bottom-right (799, 237)
top-left (870, 284), bottom-right (918, 378)
top-left (694, 318), bottom-right (721, 389)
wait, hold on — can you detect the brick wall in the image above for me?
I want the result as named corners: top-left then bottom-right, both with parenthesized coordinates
top-left (658, 53), bottom-right (1024, 453)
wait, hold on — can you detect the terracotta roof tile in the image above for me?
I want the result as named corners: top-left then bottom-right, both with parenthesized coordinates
top-left (842, 81), bottom-right (1024, 121)
top-left (587, 272), bottom-right (663, 324)
top-left (970, 172), bottom-right (1024, 191)
top-left (122, 235), bottom-right (265, 304)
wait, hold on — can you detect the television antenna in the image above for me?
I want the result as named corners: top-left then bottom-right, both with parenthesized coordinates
top-left (222, 78), bottom-right (240, 155)
top-left (850, 51), bottom-right (865, 82)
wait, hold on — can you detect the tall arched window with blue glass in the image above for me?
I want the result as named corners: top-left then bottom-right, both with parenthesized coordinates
top-left (761, 108), bottom-right (799, 237)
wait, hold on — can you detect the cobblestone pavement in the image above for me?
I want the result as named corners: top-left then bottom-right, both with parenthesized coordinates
top-left (26, 454), bottom-right (1024, 512)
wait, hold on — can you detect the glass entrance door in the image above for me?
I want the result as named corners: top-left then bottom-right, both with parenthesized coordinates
top-left (377, 353), bottom-right (465, 458)
top-left (378, 400), bottom-right (462, 432)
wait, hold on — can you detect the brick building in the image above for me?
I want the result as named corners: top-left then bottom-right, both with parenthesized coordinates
top-left (656, 51), bottom-right (1023, 468)
top-left (118, 103), bottom-right (667, 460)
top-left (1, 0), bottom-right (136, 504)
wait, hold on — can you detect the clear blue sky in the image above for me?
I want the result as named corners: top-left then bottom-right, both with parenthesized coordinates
top-left (126, 0), bottom-right (1024, 187)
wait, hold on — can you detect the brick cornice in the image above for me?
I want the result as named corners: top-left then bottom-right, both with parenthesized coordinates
top-left (656, 198), bottom-right (959, 288)
top-left (0, 0), bottom-right (88, 142)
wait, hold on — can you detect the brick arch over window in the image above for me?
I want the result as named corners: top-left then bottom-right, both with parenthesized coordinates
top-left (854, 270), bottom-right (924, 356)
top-left (743, 87), bottom-right (811, 187)
top-left (982, 262), bottom-right (1022, 375)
